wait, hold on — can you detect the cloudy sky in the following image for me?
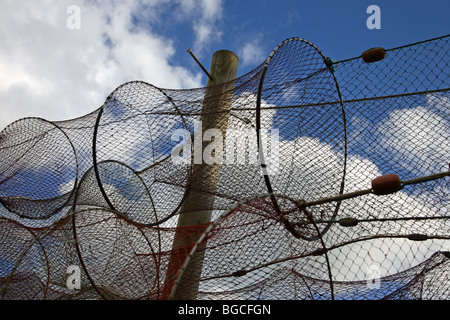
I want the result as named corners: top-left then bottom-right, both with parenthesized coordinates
top-left (0, 0), bottom-right (449, 130)
top-left (0, 1), bottom-right (448, 297)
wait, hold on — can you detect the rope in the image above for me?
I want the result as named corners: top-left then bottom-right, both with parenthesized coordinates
top-left (331, 34), bottom-right (450, 65)
top-left (298, 171), bottom-right (449, 209)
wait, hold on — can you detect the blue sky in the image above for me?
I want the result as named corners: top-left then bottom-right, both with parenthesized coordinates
top-left (0, 0), bottom-right (449, 130)
top-left (174, 0), bottom-right (450, 77)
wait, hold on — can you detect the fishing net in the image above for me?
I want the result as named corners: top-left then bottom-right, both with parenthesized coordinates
top-left (0, 35), bottom-right (449, 300)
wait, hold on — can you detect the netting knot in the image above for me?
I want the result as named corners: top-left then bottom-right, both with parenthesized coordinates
top-left (324, 57), bottom-right (335, 73)
top-left (295, 199), bottom-right (307, 208)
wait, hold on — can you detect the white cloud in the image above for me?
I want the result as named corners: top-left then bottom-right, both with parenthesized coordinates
top-left (239, 38), bottom-right (266, 67)
top-left (200, 0), bottom-right (222, 21)
top-left (191, 0), bottom-right (223, 52)
top-left (426, 92), bottom-right (450, 119)
top-left (377, 97), bottom-right (449, 176)
top-left (0, 0), bottom-right (205, 131)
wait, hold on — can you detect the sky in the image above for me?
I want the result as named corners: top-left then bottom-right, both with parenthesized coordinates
top-left (0, 1), bottom-right (449, 297)
top-left (0, 0), bottom-right (449, 130)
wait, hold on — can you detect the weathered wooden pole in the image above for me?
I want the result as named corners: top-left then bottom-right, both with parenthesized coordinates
top-left (163, 50), bottom-right (239, 300)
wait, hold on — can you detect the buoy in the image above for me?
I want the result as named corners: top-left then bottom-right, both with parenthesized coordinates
top-left (232, 270), bottom-right (248, 277)
top-left (371, 174), bottom-right (402, 195)
top-left (311, 248), bottom-right (326, 256)
top-left (407, 234), bottom-right (428, 241)
top-left (338, 217), bottom-right (359, 227)
top-left (362, 47), bottom-right (386, 63)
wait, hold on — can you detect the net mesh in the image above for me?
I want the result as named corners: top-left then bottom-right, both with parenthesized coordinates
top-left (0, 35), bottom-right (449, 300)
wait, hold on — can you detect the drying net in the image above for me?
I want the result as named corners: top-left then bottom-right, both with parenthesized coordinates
top-left (0, 35), bottom-right (449, 300)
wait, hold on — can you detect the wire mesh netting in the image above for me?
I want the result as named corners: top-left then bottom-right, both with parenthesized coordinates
top-left (0, 35), bottom-right (449, 300)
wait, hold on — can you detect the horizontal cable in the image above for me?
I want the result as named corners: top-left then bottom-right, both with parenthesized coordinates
top-left (298, 171), bottom-right (449, 209)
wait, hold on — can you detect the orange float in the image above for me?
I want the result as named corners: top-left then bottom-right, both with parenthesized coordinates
top-left (371, 174), bottom-right (402, 195)
top-left (362, 47), bottom-right (386, 63)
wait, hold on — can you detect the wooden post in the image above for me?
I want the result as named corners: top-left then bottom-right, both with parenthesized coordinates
top-left (163, 50), bottom-right (239, 300)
